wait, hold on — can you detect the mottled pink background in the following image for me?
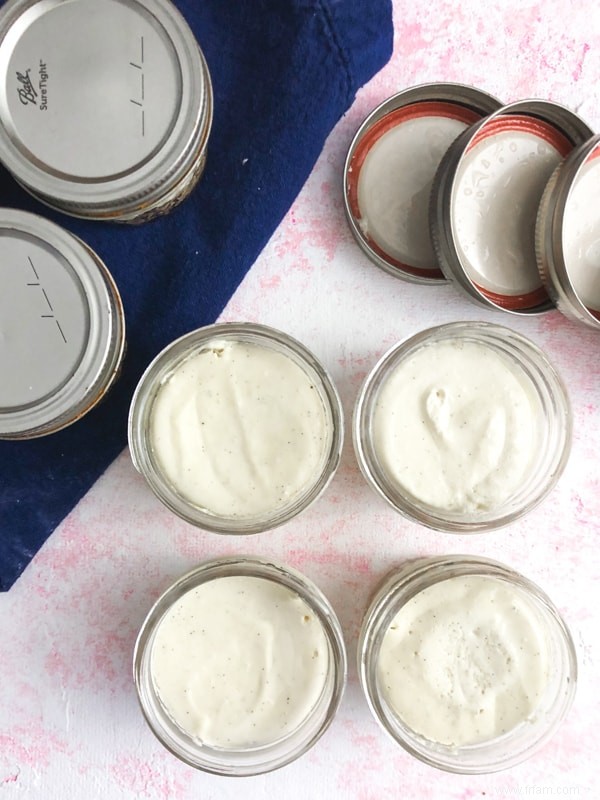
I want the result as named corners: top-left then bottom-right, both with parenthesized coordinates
top-left (1, 2), bottom-right (599, 798)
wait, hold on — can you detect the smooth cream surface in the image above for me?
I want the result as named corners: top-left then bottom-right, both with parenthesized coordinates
top-left (453, 129), bottom-right (562, 295)
top-left (149, 341), bottom-right (330, 517)
top-left (372, 339), bottom-right (541, 513)
top-left (357, 115), bottom-right (468, 268)
top-left (378, 575), bottom-right (550, 747)
top-left (562, 156), bottom-right (600, 311)
top-left (151, 576), bottom-right (329, 748)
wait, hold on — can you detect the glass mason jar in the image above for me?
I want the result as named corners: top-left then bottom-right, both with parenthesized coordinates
top-left (353, 321), bottom-right (571, 533)
top-left (358, 555), bottom-right (577, 773)
top-left (0, 0), bottom-right (212, 223)
top-left (0, 209), bottom-right (125, 439)
top-left (134, 556), bottom-right (347, 775)
top-left (128, 322), bottom-right (344, 533)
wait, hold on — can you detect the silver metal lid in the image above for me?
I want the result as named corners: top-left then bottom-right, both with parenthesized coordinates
top-left (0, 209), bottom-right (125, 438)
top-left (343, 83), bottom-right (502, 284)
top-left (536, 134), bottom-right (600, 330)
top-left (431, 99), bottom-right (593, 315)
top-left (0, 0), bottom-right (212, 219)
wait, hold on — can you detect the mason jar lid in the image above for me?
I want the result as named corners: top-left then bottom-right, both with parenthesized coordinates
top-left (343, 83), bottom-right (502, 284)
top-left (0, 0), bottom-right (212, 219)
top-left (358, 555), bottom-right (577, 773)
top-left (0, 209), bottom-right (125, 438)
top-left (536, 133), bottom-right (600, 330)
top-left (431, 99), bottom-right (593, 314)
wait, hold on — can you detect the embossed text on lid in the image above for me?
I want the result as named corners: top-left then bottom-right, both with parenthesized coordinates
top-left (431, 99), bottom-right (594, 315)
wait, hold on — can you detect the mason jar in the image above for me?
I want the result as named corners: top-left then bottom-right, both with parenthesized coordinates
top-left (358, 555), bottom-right (577, 773)
top-left (0, 0), bottom-right (212, 222)
top-left (128, 322), bottom-right (344, 533)
top-left (353, 322), bottom-right (571, 532)
top-left (134, 556), bottom-right (347, 775)
top-left (0, 209), bottom-right (125, 439)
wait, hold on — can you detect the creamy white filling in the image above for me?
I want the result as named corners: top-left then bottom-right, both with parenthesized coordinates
top-left (149, 340), bottom-right (331, 517)
top-left (151, 576), bottom-right (330, 749)
top-left (453, 128), bottom-right (562, 296)
top-left (357, 114), bottom-right (468, 269)
top-left (372, 339), bottom-right (541, 513)
top-left (378, 575), bottom-right (550, 747)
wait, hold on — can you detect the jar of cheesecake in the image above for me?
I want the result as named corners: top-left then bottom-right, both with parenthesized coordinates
top-left (0, 0), bottom-right (212, 222)
top-left (353, 322), bottom-right (571, 532)
top-left (128, 322), bottom-right (344, 533)
top-left (358, 555), bottom-right (577, 773)
top-left (134, 556), bottom-right (347, 775)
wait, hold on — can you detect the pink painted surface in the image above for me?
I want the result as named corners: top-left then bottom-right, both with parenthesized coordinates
top-left (1, 2), bottom-right (599, 797)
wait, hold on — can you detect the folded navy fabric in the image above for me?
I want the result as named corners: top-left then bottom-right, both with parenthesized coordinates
top-left (0, 0), bottom-right (393, 589)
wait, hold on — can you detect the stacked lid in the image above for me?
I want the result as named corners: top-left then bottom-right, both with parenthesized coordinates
top-left (344, 83), bottom-right (600, 329)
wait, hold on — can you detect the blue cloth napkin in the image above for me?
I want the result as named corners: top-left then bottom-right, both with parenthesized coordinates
top-left (0, 0), bottom-right (392, 590)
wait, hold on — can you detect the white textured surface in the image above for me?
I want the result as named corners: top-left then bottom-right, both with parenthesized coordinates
top-left (1, 1), bottom-right (599, 798)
